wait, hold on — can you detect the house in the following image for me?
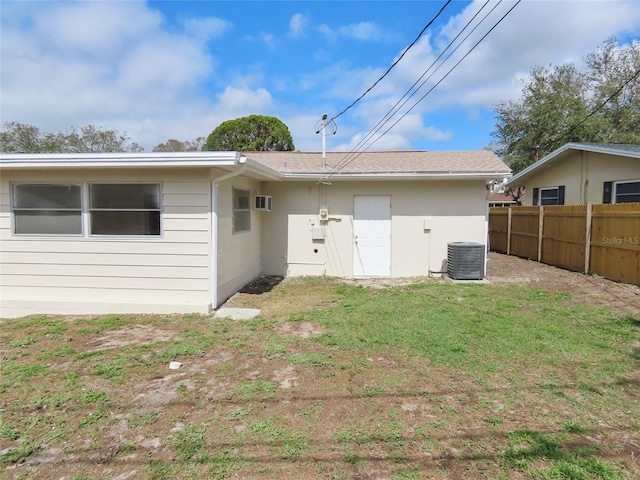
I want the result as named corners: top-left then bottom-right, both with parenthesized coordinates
top-left (0, 150), bottom-right (510, 318)
top-left (487, 183), bottom-right (520, 207)
top-left (505, 143), bottom-right (640, 206)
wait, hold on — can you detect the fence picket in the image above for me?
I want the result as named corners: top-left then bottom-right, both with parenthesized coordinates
top-left (488, 203), bottom-right (640, 285)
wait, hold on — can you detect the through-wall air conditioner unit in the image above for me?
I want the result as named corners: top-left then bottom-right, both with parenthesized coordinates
top-left (254, 195), bottom-right (272, 211)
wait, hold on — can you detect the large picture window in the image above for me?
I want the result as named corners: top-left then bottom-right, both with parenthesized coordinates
top-left (12, 184), bottom-right (82, 235)
top-left (232, 188), bottom-right (251, 233)
top-left (11, 182), bottom-right (162, 237)
top-left (90, 184), bottom-right (161, 235)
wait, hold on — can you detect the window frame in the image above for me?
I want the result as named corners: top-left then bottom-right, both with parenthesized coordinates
top-left (533, 186), bottom-right (565, 206)
top-left (11, 183), bottom-right (84, 236)
top-left (232, 187), bottom-right (251, 234)
top-left (10, 182), bottom-right (163, 238)
top-left (613, 179), bottom-right (640, 204)
top-left (89, 182), bottom-right (162, 237)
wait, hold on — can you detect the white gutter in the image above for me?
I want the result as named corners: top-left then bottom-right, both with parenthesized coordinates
top-left (281, 172), bottom-right (512, 181)
top-left (0, 152), bottom-right (241, 169)
top-left (210, 157), bottom-right (248, 310)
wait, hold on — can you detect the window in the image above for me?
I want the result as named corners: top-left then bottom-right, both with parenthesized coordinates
top-left (11, 182), bottom-right (162, 237)
top-left (90, 184), bottom-right (161, 235)
top-left (532, 186), bottom-right (565, 206)
top-left (604, 180), bottom-right (640, 204)
top-left (232, 188), bottom-right (251, 233)
top-left (12, 184), bottom-right (82, 235)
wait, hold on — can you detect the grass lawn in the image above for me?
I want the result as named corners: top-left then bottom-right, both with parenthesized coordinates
top-left (1, 278), bottom-right (639, 479)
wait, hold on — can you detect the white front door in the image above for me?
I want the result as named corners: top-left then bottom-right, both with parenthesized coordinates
top-left (353, 195), bottom-right (391, 276)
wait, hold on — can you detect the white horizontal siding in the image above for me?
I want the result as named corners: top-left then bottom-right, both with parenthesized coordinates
top-left (0, 169), bottom-right (213, 317)
top-left (3, 275), bottom-right (207, 290)
top-left (0, 240), bottom-right (210, 255)
top-left (1, 263), bottom-right (209, 279)
top-left (215, 177), bottom-right (262, 304)
top-left (0, 251), bottom-right (206, 266)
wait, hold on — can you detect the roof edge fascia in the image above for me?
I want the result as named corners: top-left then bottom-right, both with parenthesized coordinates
top-left (281, 172), bottom-right (512, 181)
top-left (240, 157), bottom-right (283, 181)
top-left (0, 151), bottom-right (242, 169)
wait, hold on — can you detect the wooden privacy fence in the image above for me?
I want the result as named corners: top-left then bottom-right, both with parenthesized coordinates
top-left (489, 203), bottom-right (640, 285)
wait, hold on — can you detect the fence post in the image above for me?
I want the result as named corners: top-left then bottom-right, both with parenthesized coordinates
top-left (537, 206), bottom-right (544, 262)
top-left (507, 207), bottom-right (512, 255)
top-left (584, 202), bottom-right (592, 274)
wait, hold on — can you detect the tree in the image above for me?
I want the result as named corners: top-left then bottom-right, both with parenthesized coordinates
top-left (152, 137), bottom-right (205, 152)
top-left (492, 64), bottom-right (591, 173)
top-left (0, 122), bottom-right (143, 153)
top-left (203, 114), bottom-right (295, 152)
top-left (492, 39), bottom-right (640, 173)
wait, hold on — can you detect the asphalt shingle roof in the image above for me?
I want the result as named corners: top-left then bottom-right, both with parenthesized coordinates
top-left (244, 150), bottom-right (511, 175)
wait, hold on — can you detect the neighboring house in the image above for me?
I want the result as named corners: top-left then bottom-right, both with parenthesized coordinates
top-left (487, 189), bottom-right (519, 207)
top-left (0, 150), bottom-right (510, 318)
top-left (506, 143), bottom-right (640, 206)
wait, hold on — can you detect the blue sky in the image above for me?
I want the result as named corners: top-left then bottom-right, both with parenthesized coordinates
top-left (1, 1), bottom-right (639, 153)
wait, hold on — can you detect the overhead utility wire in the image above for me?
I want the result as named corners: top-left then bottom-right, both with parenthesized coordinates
top-left (363, 0), bottom-right (523, 154)
top-left (329, 0), bottom-right (453, 123)
top-left (327, 0), bottom-right (523, 178)
top-left (323, 0), bottom-right (497, 178)
top-left (322, 0), bottom-right (518, 181)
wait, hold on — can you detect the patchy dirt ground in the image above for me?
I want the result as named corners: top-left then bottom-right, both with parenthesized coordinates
top-left (1, 253), bottom-right (639, 480)
top-left (484, 252), bottom-right (640, 318)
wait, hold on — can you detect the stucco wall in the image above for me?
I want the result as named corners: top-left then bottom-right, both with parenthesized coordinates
top-left (0, 168), bottom-right (214, 317)
top-left (260, 179), bottom-right (488, 278)
top-left (523, 151), bottom-right (640, 205)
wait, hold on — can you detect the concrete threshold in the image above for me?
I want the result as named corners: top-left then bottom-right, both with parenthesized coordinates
top-left (213, 308), bottom-right (262, 320)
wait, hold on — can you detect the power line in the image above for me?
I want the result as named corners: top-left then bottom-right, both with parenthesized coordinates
top-left (329, 0), bottom-right (453, 123)
top-left (325, 0), bottom-right (498, 177)
top-left (322, 0), bottom-right (522, 181)
top-left (362, 0), bottom-right (523, 154)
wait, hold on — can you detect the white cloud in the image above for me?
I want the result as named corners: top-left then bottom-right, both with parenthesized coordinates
top-left (183, 17), bottom-right (232, 43)
top-left (426, 0), bottom-right (640, 107)
top-left (337, 22), bottom-right (380, 41)
top-left (317, 24), bottom-right (337, 42)
top-left (216, 86), bottom-right (273, 112)
top-left (0, 1), bottom-right (246, 149)
top-left (31, 1), bottom-right (161, 58)
top-left (319, 21), bottom-right (392, 43)
top-left (290, 13), bottom-right (307, 37)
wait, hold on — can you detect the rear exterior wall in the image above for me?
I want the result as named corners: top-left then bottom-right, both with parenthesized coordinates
top-left (0, 168), bottom-right (214, 317)
top-left (260, 179), bottom-right (488, 278)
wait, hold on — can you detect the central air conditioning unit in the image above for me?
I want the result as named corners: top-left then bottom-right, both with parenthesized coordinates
top-left (254, 195), bottom-right (272, 211)
top-left (447, 242), bottom-right (485, 280)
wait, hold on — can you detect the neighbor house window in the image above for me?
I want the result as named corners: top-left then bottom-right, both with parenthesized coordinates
top-left (89, 183), bottom-right (161, 235)
top-left (604, 180), bottom-right (640, 204)
top-left (12, 183), bottom-right (83, 235)
top-left (232, 188), bottom-right (251, 233)
top-left (532, 186), bottom-right (565, 206)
